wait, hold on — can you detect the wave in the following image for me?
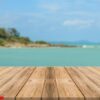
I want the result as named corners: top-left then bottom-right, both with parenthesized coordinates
top-left (82, 45), bottom-right (100, 48)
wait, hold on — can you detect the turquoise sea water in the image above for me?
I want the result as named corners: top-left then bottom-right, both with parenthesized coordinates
top-left (0, 48), bottom-right (100, 66)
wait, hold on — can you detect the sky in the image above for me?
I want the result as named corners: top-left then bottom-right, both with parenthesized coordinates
top-left (0, 0), bottom-right (100, 42)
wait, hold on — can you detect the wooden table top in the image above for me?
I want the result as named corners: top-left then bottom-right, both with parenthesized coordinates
top-left (0, 67), bottom-right (99, 100)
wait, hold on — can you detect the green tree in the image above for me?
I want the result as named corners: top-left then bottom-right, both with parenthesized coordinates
top-left (35, 41), bottom-right (49, 44)
top-left (0, 27), bottom-right (32, 45)
top-left (0, 28), bottom-right (8, 39)
top-left (19, 37), bottom-right (32, 44)
top-left (7, 28), bottom-right (20, 37)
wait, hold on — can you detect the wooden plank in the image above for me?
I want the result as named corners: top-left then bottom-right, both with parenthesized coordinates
top-left (0, 67), bottom-right (99, 100)
top-left (54, 67), bottom-right (84, 100)
top-left (16, 67), bottom-right (47, 100)
top-left (0, 67), bottom-right (14, 76)
top-left (42, 67), bottom-right (58, 100)
top-left (87, 67), bottom-right (100, 76)
top-left (67, 67), bottom-right (100, 100)
top-left (0, 67), bottom-right (9, 72)
top-left (77, 67), bottom-right (100, 87)
top-left (0, 67), bottom-right (35, 100)
top-left (0, 67), bottom-right (23, 87)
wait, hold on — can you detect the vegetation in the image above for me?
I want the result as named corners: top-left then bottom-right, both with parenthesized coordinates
top-left (34, 41), bottom-right (49, 44)
top-left (0, 39), bottom-right (5, 46)
top-left (0, 28), bottom-right (32, 46)
top-left (0, 28), bottom-right (77, 48)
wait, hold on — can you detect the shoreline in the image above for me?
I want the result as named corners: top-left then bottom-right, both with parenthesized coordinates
top-left (0, 43), bottom-right (79, 48)
top-left (0, 43), bottom-right (99, 48)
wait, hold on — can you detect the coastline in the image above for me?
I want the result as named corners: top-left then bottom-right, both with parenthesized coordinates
top-left (0, 43), bottom-right (99, 48)
top-left (0, 42), bottom-right (80, 48)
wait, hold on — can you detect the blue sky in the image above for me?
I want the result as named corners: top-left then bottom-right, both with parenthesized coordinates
top-left (0, 0), bottom-right (100, 42)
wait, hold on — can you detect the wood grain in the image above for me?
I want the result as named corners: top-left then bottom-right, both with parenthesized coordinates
top-left (42, 68), bottom-right (58, 100)
top-left (54, 67), bottom-right (84, 100)
top-left (67, 67), bottom-right (100, 100)
top-left (0, 67), bottom-right (35, 100)
top-left (17, 67), bottom-right (47, 100)
top-left (0, 67), bottom-right (99, 100)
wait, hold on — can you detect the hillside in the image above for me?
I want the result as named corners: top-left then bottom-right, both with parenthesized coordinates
top-left (0, 28), bottom-right (32, 47)
top-left (0, 28), bottom-right (77, 48)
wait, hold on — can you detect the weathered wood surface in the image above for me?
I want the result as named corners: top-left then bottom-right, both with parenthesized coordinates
top-left (0, 67), bottom-right (99, 100)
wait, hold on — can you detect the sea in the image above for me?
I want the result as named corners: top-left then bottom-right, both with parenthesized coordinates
top-left (0, 47), bottom-right (100, 66)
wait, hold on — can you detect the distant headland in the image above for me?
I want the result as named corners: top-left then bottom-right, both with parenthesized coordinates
top-left (0, 28), bottom-right (78, 48)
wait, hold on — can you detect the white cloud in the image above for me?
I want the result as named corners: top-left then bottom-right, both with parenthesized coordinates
top-left (63, 19), bottom-right (94, 27)
top-left (40, 4), bottom-right (60, 12)
top-left (64, 11), bottom-right (92, 16)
